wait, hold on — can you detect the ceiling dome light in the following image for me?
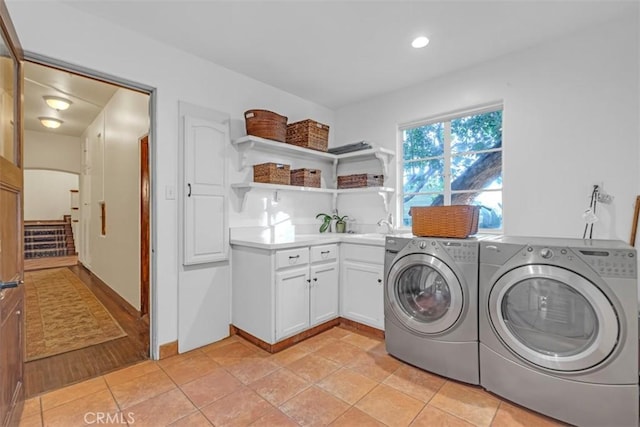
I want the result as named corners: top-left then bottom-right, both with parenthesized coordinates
top-left (411, 36), bottom-right (430, 49)
top-left (39, 117), bottom-right (63, 129)
top-left (43, 96), bottom-right (72, 111)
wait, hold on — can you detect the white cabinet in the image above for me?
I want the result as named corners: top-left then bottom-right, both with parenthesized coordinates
top-left (340, 243), bottom-right (385, 330)
top-left (232, 243), bottom-right (339, 344)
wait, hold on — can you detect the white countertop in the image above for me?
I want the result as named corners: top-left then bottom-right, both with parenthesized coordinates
top-left (230, 232), bottom-right (397, 250)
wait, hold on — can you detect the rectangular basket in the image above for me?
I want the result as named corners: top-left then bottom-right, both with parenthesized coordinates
top-left (410, 205), bottom-right (480, 238)
top-left (286, 119), bottom-right (329, 152)
top-left (253, 162), bottom-right (290, 185)
top-left (337, 174), bottom-right (384, 189)
top-left (290, 168), bottom-right (321, 188)
top-left (245, 109), bottom-right (288, 142)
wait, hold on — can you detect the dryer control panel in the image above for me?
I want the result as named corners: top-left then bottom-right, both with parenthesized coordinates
top-left (411, 239), bottom-right (478, 263)
top-left (577, 249), bottom-right (637, 279)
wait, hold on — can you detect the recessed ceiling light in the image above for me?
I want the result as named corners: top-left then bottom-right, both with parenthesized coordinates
top-left (411, 36), bottom-right (430, 49)
top-left (43, 96), bottom-right (72, 111)
top-left (39, 117), bottom-right (63, 129)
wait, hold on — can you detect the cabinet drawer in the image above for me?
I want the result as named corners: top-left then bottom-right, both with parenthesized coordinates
top-left (276, 247), bottom-right (309, 270)
top-left (342, 243), bottom-right (384, 265)
top-left (310, 244), bottom-right (338, 263)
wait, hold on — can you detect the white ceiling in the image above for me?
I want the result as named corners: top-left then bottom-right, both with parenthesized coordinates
top-left (62, 0), bottom-right (636, 109)
top-left (25, 62), bottom-right (119, 137)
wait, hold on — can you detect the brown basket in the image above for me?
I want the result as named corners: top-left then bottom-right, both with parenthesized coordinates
top-left (410, 205), bottom-right (480, 238)
top-left (286, 119), bottom-right (329, 152)
top-left (253, 163), bottom-right (290, 185)
top-left (245, 109), bottom-right (288, 142)
top-left (290, 169), bottom-right (321, 188)
top-left (337, 174), bottom-right (384, 189)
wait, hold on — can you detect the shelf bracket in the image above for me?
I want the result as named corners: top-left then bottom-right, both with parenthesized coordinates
top-left (332, 158), bottom-right (339, 188)
top-left (235, 141), bottom-right (255, 170)
top-left (378, 190), bottom-right (391, 214)
top-left (374, 151), bottom-right (392, 178)
top-left (232, 186), bottom-right (251, 211)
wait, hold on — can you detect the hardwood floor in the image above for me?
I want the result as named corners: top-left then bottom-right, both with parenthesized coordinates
top-left (24, 264), bottom-right (149, 398)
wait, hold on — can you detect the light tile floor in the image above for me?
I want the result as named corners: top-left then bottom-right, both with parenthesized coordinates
top-left (19, 327), bottom-right (566, 427)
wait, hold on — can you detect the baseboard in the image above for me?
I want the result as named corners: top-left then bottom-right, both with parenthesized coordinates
top-left (231, 317), bottom-right (384, 354)
top-left (159, 341), bottom-right (178, 359)
top-left (78, 264), bottom-right (139, 319)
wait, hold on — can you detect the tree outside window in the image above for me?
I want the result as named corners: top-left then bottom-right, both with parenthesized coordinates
top-left (401, 108), bottom-right (503, 230)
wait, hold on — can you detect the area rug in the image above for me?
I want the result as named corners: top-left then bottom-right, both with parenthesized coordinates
top-left (25, 267), bottom-right (127, 361)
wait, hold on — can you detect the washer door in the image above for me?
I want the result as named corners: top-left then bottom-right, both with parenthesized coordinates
top-left (489, 264), bottom-right (619, 372)
top-left (387, 253), bottom-right (464, 334)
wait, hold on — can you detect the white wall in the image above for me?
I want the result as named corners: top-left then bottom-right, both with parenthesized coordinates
top-left (335, 14), bottom-right (639, 241)
top-left (24, 130), bottom-right (81, 174)
top-left (81, 88), bottom-right (149, 311)
top-left (7, 1), bottom-right (334, 354)
top-left (23, 169), bottom-right (78, 220)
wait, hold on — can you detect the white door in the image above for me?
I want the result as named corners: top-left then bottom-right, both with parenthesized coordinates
top-left (183, 116), bottom-right (228, 265)
top-left (310, 262), bottom-right (338, 326)
top-left (276, 265), bottom-right (310, 340)
top-left (341, 260), bottom-right (384, 329)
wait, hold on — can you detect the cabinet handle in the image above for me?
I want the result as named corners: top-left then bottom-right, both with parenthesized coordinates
top-left (289, 255), bottom-right (300, 259)
top-left (321, 251), bottom-right (330, 255)
top-left (313, 278), bottom-right (318, 282)
top-left (377, 279), bottom-right (382, 284)
top-left (187, 183), bottom-right (192, 197)
top-left (306, 279), bottom-right (311, 283)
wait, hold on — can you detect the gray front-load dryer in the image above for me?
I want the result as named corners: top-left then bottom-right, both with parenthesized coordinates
top-left (479, 236), bottom-right (638, 427)
top-left (384, 236), bottom-right (481, 384)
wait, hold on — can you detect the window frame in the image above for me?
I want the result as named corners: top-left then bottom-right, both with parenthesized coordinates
top-left (396, 102), bottom-right (504, 232)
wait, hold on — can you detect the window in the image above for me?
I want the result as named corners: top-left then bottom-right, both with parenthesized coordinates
top-left (400, 106), bottom-right (503, 230)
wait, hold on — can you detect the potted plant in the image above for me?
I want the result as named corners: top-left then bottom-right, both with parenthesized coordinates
top-left (315, 213), bottom-right (333, 233)
top-left (333, 213), bottom-right (349, 233)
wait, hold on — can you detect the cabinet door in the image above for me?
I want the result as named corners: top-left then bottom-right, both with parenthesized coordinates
top-left (341, 260), bottom-right (384, 329)
top-left (276, 266), bottom-right (310, 340)
top-left (310, 262), bottom-right (339, 326)
top-left (183, 116), bottom-right (228, 265)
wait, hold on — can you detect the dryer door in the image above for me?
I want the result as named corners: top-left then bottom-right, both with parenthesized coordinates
top-left (488, 264), bottom-right (619, 372)
top-left (386, 253), bottom-right (464, 334)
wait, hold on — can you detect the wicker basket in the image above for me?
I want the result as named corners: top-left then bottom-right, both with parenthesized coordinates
top-left (245, 110), bottom-right (288, 142)
top-left (410, 205), bottom-right (480, 238)
top-left (290, 168), bottom-right (321, 188)
top-left (286, 119), bottom-right (329, 152)
top-left (253, 163), bottom-right (290, 185)
top-left (337, 174), bottom-right (384, 189)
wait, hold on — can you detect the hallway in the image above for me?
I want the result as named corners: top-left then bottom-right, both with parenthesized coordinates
top-left (24, 265), bottom-right (149, 397)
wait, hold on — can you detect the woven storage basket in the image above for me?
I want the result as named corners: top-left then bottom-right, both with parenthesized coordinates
top-left (290, 168), bottom-right (321, 188)
top-left (245, 110), bottom-right (288, 142)
top-left (410, 205), bottom-right (480, 238)
top-left (253, 163), bottom-right (290, 185)
top-left (337, 174), bottom-right (384, 189)
top-left (286, 119), bottom-right (329, 152)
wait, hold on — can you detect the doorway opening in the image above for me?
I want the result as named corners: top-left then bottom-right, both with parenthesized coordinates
top-left (22, 59), bottom-right (153, 397)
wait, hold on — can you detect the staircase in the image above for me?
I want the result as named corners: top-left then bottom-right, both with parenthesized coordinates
top-left (24, 215), bottom-right (77, 259)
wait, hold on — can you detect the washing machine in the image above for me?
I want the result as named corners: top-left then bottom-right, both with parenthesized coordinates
top-left (384, 235), bottom-right (482, 384)
top-left (479, 236), bottom-right (638, 427)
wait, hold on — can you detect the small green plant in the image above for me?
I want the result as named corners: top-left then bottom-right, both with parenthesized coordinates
top-left (316, 213), bottom-right (333, 233)
top-left (333, 213), bottom-right (348, 233)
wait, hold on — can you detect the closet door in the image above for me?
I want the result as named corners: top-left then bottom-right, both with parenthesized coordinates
top-left (183, 116), bottom-right (228, 265)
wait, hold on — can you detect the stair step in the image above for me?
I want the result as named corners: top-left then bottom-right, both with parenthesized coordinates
top-left (24, 219), bottom-right (76, 259)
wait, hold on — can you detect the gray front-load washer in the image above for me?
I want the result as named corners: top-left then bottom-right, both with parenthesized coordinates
top-left (384, 235), bottom-right (481, 384)
top-left (479, 236), bottom-right (638, 427)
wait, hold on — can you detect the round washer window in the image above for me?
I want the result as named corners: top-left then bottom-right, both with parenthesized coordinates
top-left (396, 265), bottom-right (451, 322)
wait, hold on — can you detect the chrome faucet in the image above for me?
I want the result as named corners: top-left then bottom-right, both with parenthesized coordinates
top-left (377, 214), bottom-right (393, 234)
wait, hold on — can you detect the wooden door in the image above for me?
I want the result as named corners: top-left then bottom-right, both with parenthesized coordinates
top-left (0, 2), bottom-right (24, 426)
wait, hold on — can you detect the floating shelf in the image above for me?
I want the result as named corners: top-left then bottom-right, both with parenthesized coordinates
top-left (231, 182), bottom-right (394, 211)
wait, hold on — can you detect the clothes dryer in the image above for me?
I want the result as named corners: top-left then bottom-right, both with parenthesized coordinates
top-left (479, 236), bottom-right (638, 427)
top-left (384, 236), bottom-right (481, 384)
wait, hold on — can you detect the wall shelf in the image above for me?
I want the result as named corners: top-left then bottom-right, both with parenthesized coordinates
top-left (231, 135), bottom-right (395, 212)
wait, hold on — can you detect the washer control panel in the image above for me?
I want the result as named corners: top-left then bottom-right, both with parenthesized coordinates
top-left (412, 238), bottom-right (478, 263)
top-left (522, 245), bottom-right (637, 279)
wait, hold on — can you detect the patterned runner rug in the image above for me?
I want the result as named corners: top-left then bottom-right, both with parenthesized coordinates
top-left (25, 267), bottom-right (127, 361)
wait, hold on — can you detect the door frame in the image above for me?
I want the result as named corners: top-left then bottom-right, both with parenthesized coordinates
top-left (23, 52), bottom-right (158, 358)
